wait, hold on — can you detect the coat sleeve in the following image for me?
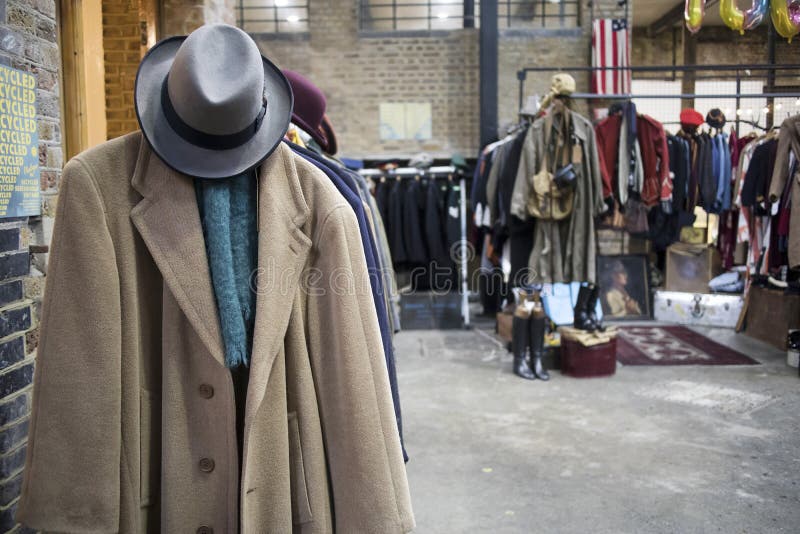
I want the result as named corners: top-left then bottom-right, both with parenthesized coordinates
top-left (586, 125), bottom-right (608, 217)
top-left (17, 159), bottom-right (122, 533)
top-left (769, 121), bottom-right (793, 203)
top-left (656, 123), bottom-right (672, 202)
top-left (306, 205), bottom-right (414, 533)
top-left (510, 127), bottom-right (536, 221)
top-left (594, 121), bottom-right (614, 199)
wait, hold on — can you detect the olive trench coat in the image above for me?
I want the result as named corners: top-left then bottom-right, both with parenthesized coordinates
top-left (510, 109), bottom-right (606, 284)
top-left (769, 115), bottom-right (800, 267)
top-left (17, 133), bottom-right (414, 534)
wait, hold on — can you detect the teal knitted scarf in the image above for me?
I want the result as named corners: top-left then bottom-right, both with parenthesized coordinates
top-left (195, 172), bottom-right (258, 368)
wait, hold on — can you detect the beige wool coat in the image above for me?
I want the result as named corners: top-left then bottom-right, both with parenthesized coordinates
top-left (769, 114), bottom-right (800, 267)
top-left (16, 132), bottom-right (414, 533)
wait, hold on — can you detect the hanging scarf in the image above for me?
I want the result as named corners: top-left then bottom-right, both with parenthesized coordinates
top-left (195, 172), bottom-right (259, 368)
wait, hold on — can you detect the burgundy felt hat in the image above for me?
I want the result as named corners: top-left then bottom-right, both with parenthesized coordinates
top-left (282, 69), bottom-right (329, 150)
top-left (679, 108), bottom-right (704, 128)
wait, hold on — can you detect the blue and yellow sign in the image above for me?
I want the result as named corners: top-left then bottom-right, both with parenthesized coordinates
top-left (0, 65), bottom-right (39, 218)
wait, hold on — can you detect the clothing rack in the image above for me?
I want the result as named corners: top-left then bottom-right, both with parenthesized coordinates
top-left (359, 165), bottom-right (471, 329)
top-left (516, 64), bottom-right (800, 135)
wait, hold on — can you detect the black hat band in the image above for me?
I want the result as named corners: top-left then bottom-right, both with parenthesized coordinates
top-left (160, 78), bottom-right (267, 151)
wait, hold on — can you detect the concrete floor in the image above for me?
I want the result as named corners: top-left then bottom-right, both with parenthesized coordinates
top-left (398, 317), bottom-right (800, 533)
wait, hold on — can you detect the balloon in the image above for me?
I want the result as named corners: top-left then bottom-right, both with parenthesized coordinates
top-left (743, 0), bottom-right (769, 30)
top-left (771, 0), bottom-right (800, 43)
top-left (685, 0), bottom-right (706, 33)
top-left (720, 0), bottom-right (745, 34)
top-left (791, 0), bottom-right (800, 26)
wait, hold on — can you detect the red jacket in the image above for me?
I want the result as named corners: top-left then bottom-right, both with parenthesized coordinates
top-left (594, 114), bottom-right (620, 200)
top-left (594, 113), bottom-right (671, 206)
top-left (637, 114), bottom-right (671, 205)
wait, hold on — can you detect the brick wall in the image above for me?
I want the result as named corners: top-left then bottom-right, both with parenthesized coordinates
top-left (102, 0), bottom-right (142, 139)
top-left (254, 0), bottom-right (480, 158)
top-left (632, 25), bottom-right (795, 67)
top-left (254, 1), bottom-right (628, 158)
top-left (161, 0), bottom-right (236, 36)
top-left (498, 29), bottom-right (592, 131)
top-left (0, 0), bottom-right (62, 532)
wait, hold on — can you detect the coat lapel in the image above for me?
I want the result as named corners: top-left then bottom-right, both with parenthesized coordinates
top-left (244, 144), bottom-right (311, 433)
top-left (130, 140), bottom-right (311, 441)
top-left (129, 141), bottom-right (226, 366)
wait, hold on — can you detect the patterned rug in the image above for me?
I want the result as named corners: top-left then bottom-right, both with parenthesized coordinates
top-left (616, 326), bottom-right (760, 366)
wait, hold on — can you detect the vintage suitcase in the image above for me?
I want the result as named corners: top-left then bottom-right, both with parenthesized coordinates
top-left (665, 243), bottom-right (722, 294)
top-left (654, 291), bottom-right (743, 329)
top-left (560, 337), bottom-right (617, 378)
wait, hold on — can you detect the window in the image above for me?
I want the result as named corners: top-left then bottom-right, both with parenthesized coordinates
top-left (499, 0), bottom-right (580, 29)
top-left (236, 0), bottom-right (309, 34)
top-left (360, 1), bottom-right (479, 31)
top-left (359, 1), bottom-right (579, 32)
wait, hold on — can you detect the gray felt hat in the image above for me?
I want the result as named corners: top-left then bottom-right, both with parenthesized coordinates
top-left (135, 24), bottom-right (293, 179)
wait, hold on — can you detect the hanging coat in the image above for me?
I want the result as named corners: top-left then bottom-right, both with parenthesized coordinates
top-left (510, 109), bottom-right (606, 284)
top-left (388, 179), bottom-right (408, 265)
top-left (402, 179), bottom-right (429, 265)
top-left (16, 134), bottom-right (414, 534)
top-left (769, 115), bottom-right (800, 267)
top-left (424, 179), bottom-right (449, 266)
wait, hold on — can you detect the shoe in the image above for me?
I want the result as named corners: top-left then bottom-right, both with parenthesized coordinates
top-left (573, 284), bottom-right (596, 332)
top-left (512, 309), bottom-right (536, 380)
top-left (529, 305), bottom-right (550, 381)
top-left (586, 283), bottom-right (605, 332)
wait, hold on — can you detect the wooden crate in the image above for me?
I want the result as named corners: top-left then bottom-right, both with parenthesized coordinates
top-left (664, 243), bottom-right (722, 294)
top-left (744, 286), bottom-right (800, 350)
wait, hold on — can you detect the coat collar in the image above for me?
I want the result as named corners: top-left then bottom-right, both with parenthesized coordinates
top-left (129, 139), bottom-right (312, 409)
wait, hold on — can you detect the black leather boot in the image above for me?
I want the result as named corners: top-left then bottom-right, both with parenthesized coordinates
top-left (512, 311), bottom-right (536, 380)
top-left (529, 306), bottom-right (550, 381)
top-left (586, 283), bottom-right (605, 332)
top-left (573, 284), bottom-right (596, 332)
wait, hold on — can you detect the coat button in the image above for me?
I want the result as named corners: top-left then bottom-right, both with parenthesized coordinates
top-left (197, 526), bottom-right (213, 534)
top-left (198, 383), bottom-right (214, 399)
top-left (199, 458), bottom-right (215, 473)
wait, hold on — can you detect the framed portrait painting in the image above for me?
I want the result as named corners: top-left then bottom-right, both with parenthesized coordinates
top-left (596, 255), bottom-right (651, 320)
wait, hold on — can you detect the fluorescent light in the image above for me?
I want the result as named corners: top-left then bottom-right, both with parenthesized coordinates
top-left (437, 12), bottom-right (449, 19)
top-left (286, 15), bottom-right (300, 23)
top-left (736, 109), bottom-right (743, 116)
top-left (762, 106), bottom-right (770, 114)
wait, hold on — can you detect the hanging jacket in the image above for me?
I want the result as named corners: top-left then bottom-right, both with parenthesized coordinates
top-left (511, 108), bottom-right (606, 283)
top-left (768, 115), bottom-right (800, 266)
top-left (424, 178), bottom-right (450, 265)
top-left (16, 135), bottom-right (414, 534)
top-left (402, 179), bottom-right (429, 265)
top-left (289, 143), bottom-right (407, 462)
top-left (637, 114), bottom-right (671, 206)
top-left (388, 179), bottom-right (408, 265)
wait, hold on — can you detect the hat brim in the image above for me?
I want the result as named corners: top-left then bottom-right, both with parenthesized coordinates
top-left (318, 116), bottom-right (337, 155)
top-left (291, 114), bottom-right (328, 151)
top-left (135, 36), bottom-right (293, 179)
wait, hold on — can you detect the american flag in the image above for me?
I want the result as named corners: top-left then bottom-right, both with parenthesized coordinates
top-left (592, 18), bottom-right (631, 95)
